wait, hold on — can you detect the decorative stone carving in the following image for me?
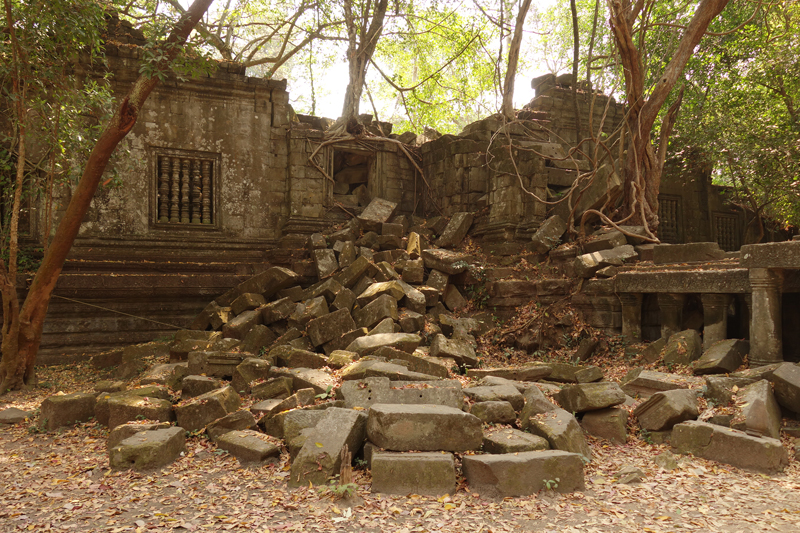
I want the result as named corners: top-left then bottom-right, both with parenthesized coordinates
top-left (170, 156), bottom-right (180, 222)
top-left (180, 159), bottom-right (190, 223)
top-left (158, 157), bottom-right (170, 222)
top-left (191, 160), bottom-right (202, 224)
top-left (202, 160), bottom-right (212, 224)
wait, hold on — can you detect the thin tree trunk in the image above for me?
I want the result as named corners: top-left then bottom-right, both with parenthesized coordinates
top-left (0, 0), bottom-right (215, 393)
top-left (586, 0), bottom-right (600, 86)
top-left (570, 0), bottom-right (582, 146)
top-left (501, 0), bottom-right (533, 120)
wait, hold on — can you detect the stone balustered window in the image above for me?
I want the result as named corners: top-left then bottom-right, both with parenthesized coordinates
top-left (714, 213), bottom-right (738, 251)
top-left (658, 196), bottom-right (682, 244)
top-left (153, 150), bottom-right (219, 229)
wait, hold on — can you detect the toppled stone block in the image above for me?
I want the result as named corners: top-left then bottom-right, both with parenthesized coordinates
top-left (340, 359), bottom-right (437, 382)
top-left (40, 392), bottom-right (97, 431)
top-left (222, 309), bottom-right (262, 340)
top-left (261, 297), bottom-right (296, 324)
top-left (530, 215), bottom-right (567, 254)
top-left (430, 334), bottom-right (477, 367)
top-left (732, 380), bottom-right (781, 439)
top-left (181, 376), bottom-right (224, 399)
top-left (374, 347), bottom-right (450, 378)
top-left (442, 285), bottom-right (467, 311)
top-left (470, 401), bottom-right (516, 424)
top-left (281, 409), bottom-right (329, 456)
top-left (526, 408), bottom-right (592, 462)
top-left (216, 430), bottom-right (281, 464)
top-left (290, 408), bottom-right (367, 487)
top-left (663, 329), bottom-right (703, 367)
top-left (401, 258), bottom-right (425, 284)
top-left (482, 428), bottom-right (549, 454)
top-left (581, 407), bottom-right (628, 445)
top-left (466, 365), bottom-right (552, 381)
top-left (109, 427), bottom-right (186, 471)
top-left (555, 382), bottom-right (625, 413)
top-left (621, 368), bottom-right (702, 398)
top-left (584, 230), bottom-right (626, 253)
top-left (206, 410), bottom-right (258, 441)
top-left (634, 389), bottom-right (698, 431)
top-left (277, 347), bottom-right (329, 369)
top-left (367, 404), bottom-right (482, 451)
top-left (426, 269), bottom-right (449, 291)
top-left (345, 333), bottom-right (421, 356)
top-left (519, 386), bottom-right (558, 428)
top-left (230, 358), bottom-right (271, 394)
top-left (251, 376), bottom-right (294, 400)
top-left (174, 386), bottom-right (240, 432)
top-left (312, 249), bottom-right (338, 279)
top-left (187, 351), bottom-right (246, 378)
top-left (704, 376), bottom-right (757, 405)
top-left (672, 421), bottom-right (788, 474)
top-left (276, 367), bottom-right (336, 395)
top-left (398, 310), bottom-right (425, 333)
top-left (770, 362), bottom-right (800, 413)
top-left (371, 452), bottom-right (456, 496)
top-left (640, 337), bottom-right (667, 364)
top-left (653, 243), bottom-right (726, 264)
top-left (107, 421), bottom-right (171, 449)
top-left (358, 198), bottom-right (398, 232)
top-left (353, 294), bottom-right (398, 329)
top-left (288, 296), bottom-right (329, 329)
top-left (421, 249), bottom-right (471, 275)
top-left (327, 350), bottom-right (359, 369)
top-left (462, 450), bottom-right (585, 497)
top-left (108, 395), bottom-right (174, 430)
top-left (543, 363), bottom-right (602, 383)
top-left (0, 407), bottom-right (31, 425)
top-left (230, 293), bottom-right (266, 316)
top-left (435, 212), bottom-right (473, 248)
top-left (239, 324), bottom-right (277, 355)
top-left (337, 377), bottom-right (462, 409)
top-left (140, 362), bottom-right (188, 389)
top-left (693, 339), bottom-right (748, 375)
top-left (464, 385), bottom-right (524, 411)
top-left (573, 245), bottom-right (637, 278)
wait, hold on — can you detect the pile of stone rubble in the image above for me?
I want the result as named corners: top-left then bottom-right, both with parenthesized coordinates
top-left (14, 197), bottom-right (800, 497)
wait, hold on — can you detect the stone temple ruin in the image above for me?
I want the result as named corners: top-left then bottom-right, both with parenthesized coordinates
top-left (5, 17), bottom-right (800, 498)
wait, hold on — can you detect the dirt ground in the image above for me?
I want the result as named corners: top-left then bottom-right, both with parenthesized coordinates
top-left (2, 364), bottom-right (800, 533)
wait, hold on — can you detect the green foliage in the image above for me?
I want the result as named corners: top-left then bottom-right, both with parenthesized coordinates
top-left (542, 477), bottom-right (560, 491)
top-left (317, 476), bottom-right (359, 500)
top-left (315, 385), bottom-right (335, 400)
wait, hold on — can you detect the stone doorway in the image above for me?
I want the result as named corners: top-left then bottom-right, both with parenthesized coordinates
top-left (331, 148), bottom-right (374, 210)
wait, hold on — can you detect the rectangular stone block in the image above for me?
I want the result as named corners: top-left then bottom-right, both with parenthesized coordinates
top-left (462, 450), bottom-right (585, 497)
top-left (371, 452), bottom-right (456, 496)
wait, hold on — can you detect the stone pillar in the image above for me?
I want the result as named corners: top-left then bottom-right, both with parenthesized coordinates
top-left (701, 293), bottom-right (731, 352)
top-left (749, 268), bottom-right (783, 366)
top-left (618, 293), bottom-right (643, 342)
top-left (657, 293), bottom-right (686, 340)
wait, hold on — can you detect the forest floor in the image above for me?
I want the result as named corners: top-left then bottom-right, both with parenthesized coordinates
top-left (2, 362), bottom-right (800, 533)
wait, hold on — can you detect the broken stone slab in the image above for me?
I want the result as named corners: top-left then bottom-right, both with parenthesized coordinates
top-left (230, 293), bottom-right (267, 316)
top-left (616, 465), bottom-right (645, 484)
top-left (289, 407), bottom-right (368, 487)
top-left (482, 428), bottom-right (549, 454)
top-left (368, 317), bottom-right (396, 335)
top-left (653, 243), bottom-right (726, 264)
top-left (288, 296), bottom-right (329, 329)
top-left (732, 363), bottom-right (783, 381)
top-left (463, 385), bottom-right (524, 411)
top-left (307, 233), bottom-right (327, 250)
top-left (282, 409), bottom-right (329, 456)
top-left (421, 249), bottom-right (471, 275)
top-left (466, 365), bottom-right (552, 382)
top-left (542, 363), bottom-right (602, 383)
top-left (273, 368), bottom-right (336, 395)
top-left (640, 337), bottom-right (667, 364)
top-left (352, 294), bottom-right (398, 329)
top-left (769, 362), bottom-right (800, 413)
top-left (206, 410), bottom-right (258, 441)
top-left (672, 421), bottom-right (788, 474)
top-left (181, 376), bottom-right (224, 399)
top-left (401, 258), bottom-right (425, 284)
top-left (358, 198), bottom-right (398, 232)
top-left (634, 389), bottom-right (699, 431)
top-left (442, 285), bottom-right (467, 311)
top-left (107, 395), bottom-right (174, 430)
top-left (250, 376), bottom-right (294, 400)
top-left (470, 401), bottom-right (516, 424)
top-left (109, 427), bottom-right (186, 471)
top-left (0, 407), bottom-right (31, 425)
top-left (107, 421), bottom-right (172, 449)
top-left (573, 337), bottom-right (600, 362)
top-left (526, 408), bottom-right (592, 462)
top-left (704, 376), bottom-right (757, 405)
top-left (426, 269), bottom-right (449, 292)
top-left (340, 359), bottom-right (438, 382)
top-left (261, 297), bottom-right (296, 324)
top-left (373, 347), bottom-right (451, 378)
top-left (731, 380), bottom-right (781, 439)
top-left (435, 212), bottom-right (473, 248)
top-left (663, 329), bottom-right (703, 367)
top-left (230, 358), bottom-right (272, 394)
top-left (356, 281), bottom-right (407, 307)
top-left (530, 215), bottom-right (567, 254)
top-left (367, 404), bottom-right (483, 451)
top-left (215, 430), bottom-right (281, 464)
top-left (336, 256), bottom-right (373, 289)
top-left (555, 382), bottom-right (625, 413)
top-left (327, 350), bottom-right (359, 369)
top-left (118, 342), bottom-right (172, 379)
top-left (693, 339), bottom-right (748, 375)
top-left (231, 267), bottom-right (301, 302)
top-left (276, 347), bottom-right (329, 369)
top-left (462, 450), bottom-right (585, 497)
top-left (519, 386), bottom-right (559, 429)
top-left (174, 386), bottom-right (241, 432)
top-left (222, 310), bottom-right (262, 340)
top-left (312, 248), bottom-right (338, 279)
top-left (621, 368), bottom-right (702, 398)
top-left (94, 381), bottom-right (127, 393)
top-left (430, 334), bottom-right (477, 367)
top-left (95, 386), bottom-right (171, 426)
top-left (398, 310), bottom-right (425, 334)
top-left (331, 288), bottom-right (356, 312)
top-left (322, 328), bottom-right (367, 355)
top-left (40, 392), bottom-right (97, 431)
top-left (345, 333), bottom-right (421, 357)
top-left (140, 362), bottom-right (188, 389)
top-left (581, 407), bottom-right (628, 445)
top-left (371, 451), bottom-right (456, 496)
top-left (573, 245), bottom-right (637, 278)
top-left (337, 377), bottom-right (462, 409)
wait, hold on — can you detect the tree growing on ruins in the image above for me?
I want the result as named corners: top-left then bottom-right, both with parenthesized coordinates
top-left (0, 0), bottom-right (215, 393)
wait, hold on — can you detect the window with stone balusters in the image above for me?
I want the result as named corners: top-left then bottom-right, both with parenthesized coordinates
top-left (153, 150), bottom-right (219, 229)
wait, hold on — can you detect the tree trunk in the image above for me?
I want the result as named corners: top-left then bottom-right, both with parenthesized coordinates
top-left (607, 0), bottom-right (730, 228)
top-left (0, 0), bottom-right (215, 393)
top-left (569, 0), bottom-right (582, 146)
top-left (500, 0), bottom-right (533, 120)
top-left (340, 0), bottom-right (388, 123)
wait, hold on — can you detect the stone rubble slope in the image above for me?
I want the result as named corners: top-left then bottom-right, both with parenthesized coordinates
top-left (17, 200), bottom-right (800, 497)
